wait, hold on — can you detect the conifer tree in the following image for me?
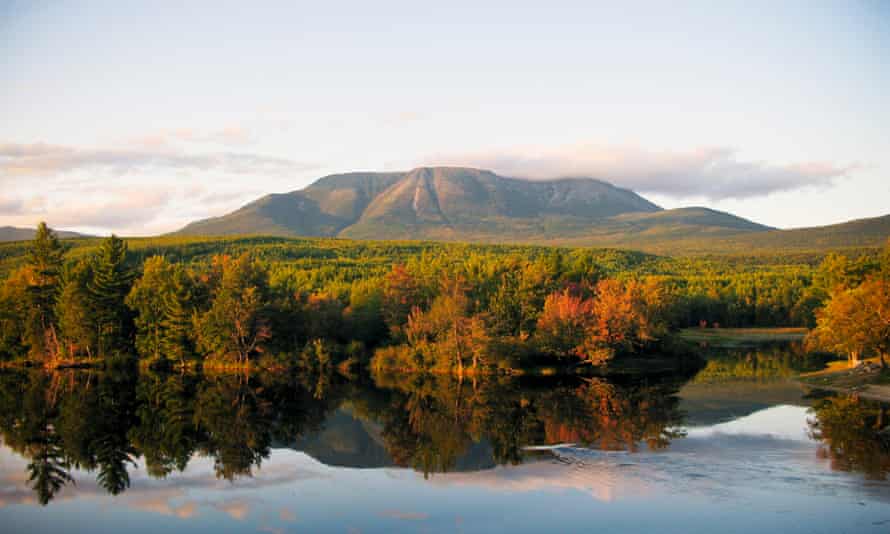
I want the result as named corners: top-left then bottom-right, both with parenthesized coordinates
top-left (126, 256), bottom-right (172, 361)
top-left (160, 265), bottom-right (197, 367)
top-left (89, 235), bottom-right (134, 357)
top-left (24, 222), bottom-right (64, 358)
top-left (56, 260), bottom-right (97, 358)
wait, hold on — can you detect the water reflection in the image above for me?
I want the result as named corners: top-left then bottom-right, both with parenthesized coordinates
top-left (809, 394), bottom-right (890, 480)
top-left (0, 367), bottom-right (696, 504)
top-left (0, 351), bottom-right (888, 533)
top-left (0, 370), bottom-right (349, 505)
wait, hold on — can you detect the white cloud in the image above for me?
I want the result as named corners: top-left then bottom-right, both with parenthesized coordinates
top-left (124, 125), bottom-right (255, 149)
top-left (424, 144), bottom-right (855, 200)
top-left (0, 137), bottom-right (317, 234)
top-left (0, 141), bottom-right (313, 180)
top-left (0, 187), bottom-right (174, 233)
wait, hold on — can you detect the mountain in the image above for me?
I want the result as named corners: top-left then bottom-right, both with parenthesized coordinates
top-left (0, 226), bottom-right (89, 242)
top-left (177, 166), bottom-right (768, 245)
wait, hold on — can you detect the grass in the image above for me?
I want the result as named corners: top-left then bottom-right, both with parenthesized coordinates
top-left (678, 327), bottom-right (807, 347)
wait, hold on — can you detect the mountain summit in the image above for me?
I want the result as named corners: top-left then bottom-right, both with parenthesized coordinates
top-left (176, 166), bottom-right (770, 245)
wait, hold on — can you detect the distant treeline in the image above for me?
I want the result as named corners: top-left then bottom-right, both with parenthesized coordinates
top-left (0, 223), bottom-right (887, 372)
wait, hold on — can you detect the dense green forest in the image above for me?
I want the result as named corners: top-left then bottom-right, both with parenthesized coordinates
top-left (0, 223), bottom-right (887, 373)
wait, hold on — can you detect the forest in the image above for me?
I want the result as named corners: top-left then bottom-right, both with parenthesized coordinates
top-left (0, 222), bottom-right (887, 374)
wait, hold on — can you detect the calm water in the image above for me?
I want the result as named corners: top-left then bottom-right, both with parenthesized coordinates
top-left (1, 348), bottom-right (889, 533)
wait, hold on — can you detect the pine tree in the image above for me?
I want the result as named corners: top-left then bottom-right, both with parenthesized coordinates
top-left (56, 260), bottom-right (96, 359)
top-left (24, 222), bottom-right (65, 358)
top-left (89, 235), bottom-right (135, 357)
top-left (125, 256), bottom-right (172, 361)
top-left (160, 265), bottom-right (197, 367)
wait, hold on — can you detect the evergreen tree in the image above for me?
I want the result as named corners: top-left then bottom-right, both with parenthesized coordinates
top-left (27, 429), bottom-right (73, 506)
top-left (89, 235), bottom-right (135, 357)
top-left (56, 260), bottom-right (97, 358)
top-left (126, 256), bottom-right (173, 361)
top-left (24, 222), bottom-right (65, 358)
top-left (160, 265), bottom-right (197, 367)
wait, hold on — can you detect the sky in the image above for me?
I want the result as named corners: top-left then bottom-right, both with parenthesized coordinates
top-left (1, 0), bottom-right (888, 235)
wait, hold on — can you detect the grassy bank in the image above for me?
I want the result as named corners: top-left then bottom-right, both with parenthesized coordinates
top-left (678, 327), bottom-right (807, 347)
top-left (798, 357), bottom-right (890, 403)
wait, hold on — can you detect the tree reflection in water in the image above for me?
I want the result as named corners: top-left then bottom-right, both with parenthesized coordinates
top-left (2, 363), bottom-right (886, 506)
top-left (809, 394), bottom-right (890, 480)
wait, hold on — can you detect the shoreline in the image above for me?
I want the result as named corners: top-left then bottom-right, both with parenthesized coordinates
top-left (797, 381), bottom-right (890, 404)
top-left (797, 357), bottom-right (890, 403)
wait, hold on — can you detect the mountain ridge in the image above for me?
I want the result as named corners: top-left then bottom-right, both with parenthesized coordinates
top-left (0, 226), bottom-right (90, 243)
top-left (178, 166), bottom-right (773, 246)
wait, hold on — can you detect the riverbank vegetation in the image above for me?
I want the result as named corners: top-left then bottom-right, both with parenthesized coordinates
top-left (0, 223), bottom-right (887, 375)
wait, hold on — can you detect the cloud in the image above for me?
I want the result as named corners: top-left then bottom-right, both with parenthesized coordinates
top-left (0, 187), bottom-right (173, 230)
top-left (423, 144), bottom-right (854, 200)
top-left (427, 460), bottom-right (644, 503)
top-left (0, 196), bottom-right (24, 214)
top-left (126, 125), bottom-right (254, 149)
top-left (0, 138), bottom-right (316, 233)
top-left (47, 189), bottom-right (174, 230)
top-left (0, 141), bottom-right (313, 179)
top-left (215, 499), bottom-right (250, 520)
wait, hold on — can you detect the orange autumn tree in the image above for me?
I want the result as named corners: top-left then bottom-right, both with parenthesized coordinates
top-left (404, 275), bottom-right (490, 376)
top-left (382, 264), bottom-right (422, 339)
top-left (535, 288), bottom-right (594, 356)
top-left (808, 276), bottom-right (890, 368)
top-left (536, 278), bottom-right (672, 366)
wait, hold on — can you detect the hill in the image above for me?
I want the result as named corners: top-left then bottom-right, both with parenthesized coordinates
top-left (176, 166), bottom-right (768, 246)
top-left (702, 213), bottom-right (890, 254)
top-left (0, 226), bottom-right (89, 242)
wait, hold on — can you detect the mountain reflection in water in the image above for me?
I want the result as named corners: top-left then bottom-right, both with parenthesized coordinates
top-left (0, 350), bottom-right (889, 533)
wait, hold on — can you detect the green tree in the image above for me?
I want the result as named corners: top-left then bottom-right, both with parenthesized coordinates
top-left (89, 235), bottom-right (135, 357)
top-left (160, 265), bottom-right (198, 367)
top-left (382, 264), bottom-right (422, 339)
top-left (24, 222), bottom-right (65, 359)
top-left (405, 275), bottom-right (491, 376)
top-left (56, 260), bottom-right (97, 358)
top-left (196, 254), bottom-right (271, 365)
top-left (0, 267), bottom-right (30, 358)
top-left (488, 272), bottom-right (523, 337)
top-left (126, 256), bottom-right (174, 361)
top-left (344, 278), bottom-right (387, 346)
